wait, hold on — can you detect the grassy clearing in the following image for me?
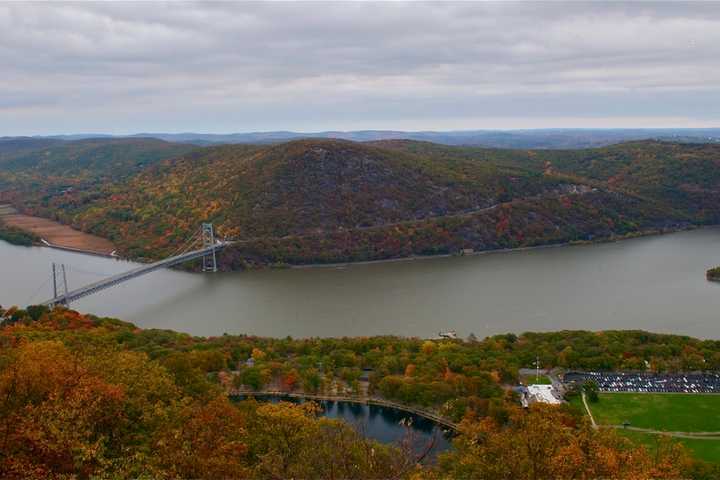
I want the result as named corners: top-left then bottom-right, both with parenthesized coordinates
top-left (568, 395), bottom-right (586, 413)
top-left (617, 429), bottom-right (720, 464)
top-left (574, 393), bottom-right (720, 463)
top-left (520, 374), bottom-right (551, 385)
top-left (586, 393), bottom-right (720, 432)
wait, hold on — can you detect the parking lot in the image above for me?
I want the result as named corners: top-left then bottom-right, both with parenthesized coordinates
top-left (563, 371), bottom-right (720, 393)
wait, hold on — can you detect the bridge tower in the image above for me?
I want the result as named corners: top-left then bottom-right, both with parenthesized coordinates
top-left (51, 262), bottom-right (70, 306)
top-left (201, 223), bottom-right (218, 272)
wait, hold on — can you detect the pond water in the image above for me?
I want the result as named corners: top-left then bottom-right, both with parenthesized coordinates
top-left (2, 227), bottom-right (720, 339)
top-left (237, 395), bottom-right (452, 457)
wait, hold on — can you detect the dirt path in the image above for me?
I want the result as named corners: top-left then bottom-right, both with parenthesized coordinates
top-left (0, 204), bottom-right (115, 255)
top-left (581, 392), bottom-right (598, 429)
top-left (604, 425), bottom-right (720, 440)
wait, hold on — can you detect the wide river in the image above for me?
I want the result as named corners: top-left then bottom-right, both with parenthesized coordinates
top-left (2, 228), bottom-right (720, 339)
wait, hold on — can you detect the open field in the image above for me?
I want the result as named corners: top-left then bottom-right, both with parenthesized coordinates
top-left (573, 392), bottom-right (720, 464)
top-left (587, 393), bottom-right (720, 432)
top-left (617, 429), bottom-right (720, 464)
top-left (0, 204), bottom-right (115, 255)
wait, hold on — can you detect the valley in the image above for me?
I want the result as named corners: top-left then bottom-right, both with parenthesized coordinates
top-left (5, 3), bottom-right (719, 478)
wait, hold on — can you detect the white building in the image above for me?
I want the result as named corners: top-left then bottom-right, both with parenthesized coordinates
top-left (526, 384), bottom-right (562, 405)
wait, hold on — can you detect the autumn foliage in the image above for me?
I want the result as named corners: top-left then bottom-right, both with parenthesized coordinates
top-left (0, 308), bottom-right (421, 479)
top-left (3, 138), bottom-right (703, 267)
top-left (439, 404), bottom-right (692, 480)
top-left (1, 307), bottom-right (718, 478)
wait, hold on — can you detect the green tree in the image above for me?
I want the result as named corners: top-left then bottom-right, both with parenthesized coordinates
top-left (583, 379), bottom-right (600, 403)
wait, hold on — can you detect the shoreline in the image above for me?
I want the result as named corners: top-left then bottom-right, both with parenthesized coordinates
top-left (1, 216), bottom-right (708, 271)
top-left (0, 204), bottom-right (116, 256)
top-left (38, 238), bottom-right (119, 259)
top-left (0, 201), bottom-right (710, 271)
top-left (289, 225), bottom-right (703, 270)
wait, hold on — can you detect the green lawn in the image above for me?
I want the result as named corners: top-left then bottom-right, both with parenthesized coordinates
top-left (617, 430), bottom-right (720, 464)
top-left (520, 374), bottom-right (551, 385)
top-left (573, 393), bottom-right (720, 464)
top-left (587, 393), bottom-right (720, 432)
top-left (568, 395), bottom-right (585, 411)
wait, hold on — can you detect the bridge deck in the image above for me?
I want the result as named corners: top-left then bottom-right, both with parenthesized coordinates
top-left (42, 242), bottom-right (230, 306)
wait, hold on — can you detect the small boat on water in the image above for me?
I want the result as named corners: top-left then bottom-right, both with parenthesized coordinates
top-left (438, 330), bottom-right (457, 339)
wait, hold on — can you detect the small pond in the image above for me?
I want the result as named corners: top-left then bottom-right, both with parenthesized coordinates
top-left (237, 395), bottom-right (453, 459)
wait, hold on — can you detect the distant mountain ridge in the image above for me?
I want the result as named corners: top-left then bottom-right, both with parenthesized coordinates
top-left (8, 128), bottom-right (720, 149)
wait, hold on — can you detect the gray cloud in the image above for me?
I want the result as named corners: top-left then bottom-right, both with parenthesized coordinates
top-left (1, 1), bottom-right (719, 134)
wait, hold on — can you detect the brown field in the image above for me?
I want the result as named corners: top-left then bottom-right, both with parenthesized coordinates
top-left (0, 205), bottom-right (115, 255)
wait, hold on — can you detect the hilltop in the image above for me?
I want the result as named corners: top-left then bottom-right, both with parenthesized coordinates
top-left (10, 139), bottom-right (564, 258)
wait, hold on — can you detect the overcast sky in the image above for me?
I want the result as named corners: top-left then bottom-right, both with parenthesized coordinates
top-left (1, 1), bottom-right (719, 135)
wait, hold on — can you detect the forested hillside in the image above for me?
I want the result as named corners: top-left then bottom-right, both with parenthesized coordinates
top-left (542, 142), bottom-right (720, 223)
top-left (0, 305), bottom-right (713, 479)
top-left (0, 138), bottom-right (716, 266)
top-left (0, 137), bottom-right (194, 177)
top-left (378, 140), bottom-right (720, 222)
top-left (0, 137), bottom-right (63, 157)
top-left (0, 138), bottom-right (196, 209)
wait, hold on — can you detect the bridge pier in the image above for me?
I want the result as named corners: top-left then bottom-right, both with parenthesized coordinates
top-left (51, 263), bottom-right (70, 306)
top-left (39, 225), bottom-right (230, 307)
top-left (202, 223), bottom-right (218, 273)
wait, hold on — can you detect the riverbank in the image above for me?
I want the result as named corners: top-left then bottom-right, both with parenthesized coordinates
top-left (5, 225), bottom-right (720, 339)
top-left (0, 204), bottom-right (116, 256)
top-left (38, 239), bottom-right (117, 259)
top-left (707, 266), bottom-right (720, 282)
top-left (0, 217), bottom-right (39, 247)
top-left (0, 201), bottom-right (705, 273)
top-left (289, 225), bottom-right (701, 270)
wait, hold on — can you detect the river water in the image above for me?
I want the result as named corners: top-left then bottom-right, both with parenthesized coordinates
top-left (2, 228), bottom-right (720, 339)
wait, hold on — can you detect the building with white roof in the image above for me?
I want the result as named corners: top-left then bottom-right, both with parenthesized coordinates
top-left (526, 384), bottom-right (562, 405)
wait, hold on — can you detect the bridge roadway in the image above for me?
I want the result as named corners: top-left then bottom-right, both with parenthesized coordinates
top-left (42, 241), bottom-right (231, 307)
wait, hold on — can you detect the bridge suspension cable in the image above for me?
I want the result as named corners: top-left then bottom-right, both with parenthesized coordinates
top-left (64, 228), bottom-right (206, 280)
top-left (24, 276), bottom-right (53, 306)
top-left (64, 265), bottom-right (116, 278)
top-left (166, 229), bottom-right (203, 258)
top-left (39, 223), bottom-right (227, 308)
top-left (201, 223), bottom-right (217, 272)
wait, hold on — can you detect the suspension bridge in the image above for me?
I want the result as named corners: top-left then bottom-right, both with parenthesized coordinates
top-left (41, 223), bottom-right (230, 307)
